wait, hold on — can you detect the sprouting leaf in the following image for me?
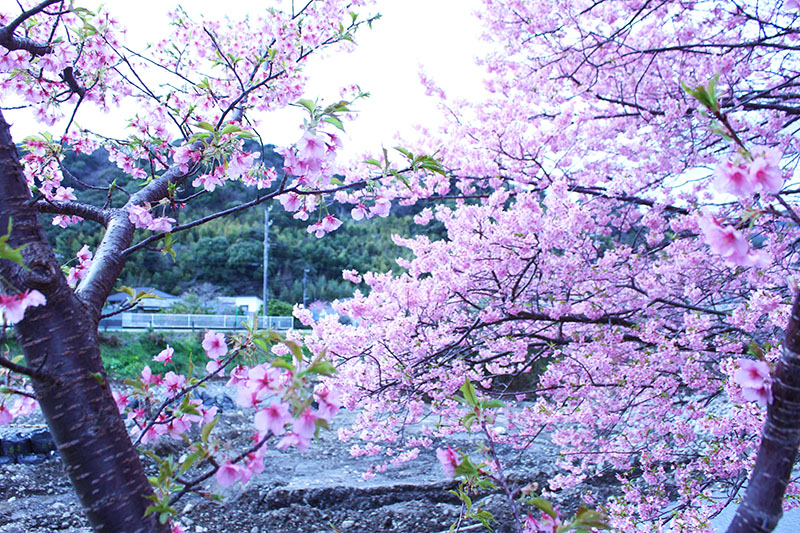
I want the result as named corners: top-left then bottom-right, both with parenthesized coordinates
top-left (297, 99), bottom-right (316, 114)
top-left (324, 116), bottom-right (345, 131)
top-left (201, 414), bottom-right (220, 443)
top-left (460, 378), bottom-right (478, 407)
top-left (0, 218), bottom-right (26, 266)
top-left (529, 497), bottom-right (557, 519)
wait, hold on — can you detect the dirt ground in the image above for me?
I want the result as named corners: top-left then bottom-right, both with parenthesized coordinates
top-left (0, 384), bottom-right (603, 533)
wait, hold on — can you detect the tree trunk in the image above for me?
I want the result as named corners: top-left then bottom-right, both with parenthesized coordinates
top-left (0, 112), bottom-right (166, 532)
top-left (727, 291), bottom-right (800, 533)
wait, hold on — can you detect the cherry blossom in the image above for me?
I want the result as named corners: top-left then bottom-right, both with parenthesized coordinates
top-left (154, 345), bottom-right (174, 363)
top-left (436, 446), bottom-right (459, 478)
top-left (733, 359), bottom-right (773, 407)
top-left (202, 331), bottom-right (228, 360)
top-left (0, 290), bottom-right (46, 324)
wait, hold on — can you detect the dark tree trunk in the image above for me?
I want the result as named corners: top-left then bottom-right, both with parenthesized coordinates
top-left (727, 291), bottom-right (800, 533)
top-left (0, 112), bottom-right (166, 532)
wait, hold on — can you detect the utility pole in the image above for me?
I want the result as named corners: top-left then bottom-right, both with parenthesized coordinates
top-left (262, 206), bottom-right (272, 317)
top-left (302, 268), bottom-right (309, 307)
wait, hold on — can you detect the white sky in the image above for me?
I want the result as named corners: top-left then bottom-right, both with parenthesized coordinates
top-left (4, 0), bottom-right (489, 158)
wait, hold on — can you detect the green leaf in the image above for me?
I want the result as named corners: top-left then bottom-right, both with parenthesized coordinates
top-left (221, 124), bottom-right (241, 135)
top-left (0, 218), bottom-right (26, 266)
top-left (529, 497), bottom-right (557, 519)
top-left (161, 232), bottom-right (176, 260)
top-left (201, 414), bottom-right (220, 443)
top-left (297, 99), bottom-right (316, 113)
top-left (323, 116), bottom-right (345, 131)
top-left (460, 378), bottom-right (478, 407)
top-left (365, 158), bottom-right (382, 167)
top-left (196, 121), bottom-right (216, 132)
top-left (284, 340), bottom-right (303, 362)
top-left (308, 359), bottom-right (337, 377)
top-left (271, 358), bottom-right (294, 371)
top-left (482, 399), bottom-right (506, 410)
top-left (253, 337), bottom-right (270, 354)
top-left (395, 147), bottom-right (413, 159)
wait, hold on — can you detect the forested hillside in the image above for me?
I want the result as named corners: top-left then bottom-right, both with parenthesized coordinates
top-left (42, 145), bottom-right (443, 304)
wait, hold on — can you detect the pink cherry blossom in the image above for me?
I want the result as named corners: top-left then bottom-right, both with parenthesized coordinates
top-left (202, 331), bottom-right (228, 360)
top-left (140, 365), bottom-right (162, 387)
top-left (714, 159), bottom-right (754, 197)
top-left (254, 401), bottom-right (292, 436)
top-left (216, 461), bottom-right (244, 488)
top-left (292, 408), bottom-right (318, 439)
top-left (147, 216), bottom-right (176, 233)
top-left (351, 203), bottom-right (368, 220)
top-left (748, 147), bottom-right (784, 194)
top-left (0, 290), bottom-right (46, 324)
top-left (128, 204), bottom-right (153, 228)
top-left (696, 215), bottom-right (751, 266)
top-left (0, 405), bottom-right (12, 425)
top-left (436, 446), bottom-right (460, 478)
top-left (370, 198), bottom-right (391, 218)
top-left (112, 391), bottom-right (129, 414)
top-left (733, 359), bottom-right (773, 407)
top-left (154, 345), bottom-right (174, 363)
top-left (278, 192), bottom-right (302, 212)
top-left (163, 371), bottom-right (186, 398)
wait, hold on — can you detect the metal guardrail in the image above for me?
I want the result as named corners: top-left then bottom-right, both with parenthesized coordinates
top-left (101, 313), bottom-right (293, 331)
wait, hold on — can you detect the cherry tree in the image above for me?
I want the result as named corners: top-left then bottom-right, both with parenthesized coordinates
top-left (0, 1), bottom-right (384, 531)
top-left (299, 1), bottom-right (800, 531)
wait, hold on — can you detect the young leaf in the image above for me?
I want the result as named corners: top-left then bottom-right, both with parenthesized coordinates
top-left (460, 378), bottom-right (478, 407)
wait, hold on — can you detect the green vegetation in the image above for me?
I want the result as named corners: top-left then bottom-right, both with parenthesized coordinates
top-left (43, 146), bottom-right (447, 304)
top-left (98, 331), bottom-right (204, 379)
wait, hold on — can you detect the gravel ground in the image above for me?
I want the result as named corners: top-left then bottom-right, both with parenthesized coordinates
top-left (0, 383), bottom-right (602, 533)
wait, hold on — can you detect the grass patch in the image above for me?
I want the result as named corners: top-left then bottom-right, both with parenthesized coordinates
top-left (99, 330), bottom-right (205, 379)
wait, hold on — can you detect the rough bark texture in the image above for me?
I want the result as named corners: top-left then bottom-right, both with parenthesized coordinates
top-left (727, 291), bottom-right (800, 533)
top-left (0, 112), bottom-right (166, 532)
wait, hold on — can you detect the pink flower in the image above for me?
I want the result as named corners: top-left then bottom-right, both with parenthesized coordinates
top-left (141, 365), bottom-right (163, 387)
top-left (733, 359), bottom-right (773, 407)
top-left (147, 216), bottom-right (176, 233)
top-left (222, 365), bottom-right (247, 389)
top-left (226, 150), bottom-right (257, 180)
top-left (316, 385), bottom-right (341, 421)
top-left (128, 204), bottom-right (153, 228)
top-left (714, 160), bottom-right (754, 197)
top-left (247, 364), bottom-right (280, 393)
top-left (112, 391), bottom-right (129, 414)
top-left (370, 198), bottom-right (391, 218)
top-left (0, 404), bottom-right (12, 425)
top-left (76, 244), bottom-right (93, 263)
top-left (53, 186), bottom-right (76, 201)
top-left (0, 290), bottom-right (46, 324)
top-left (351, 203), bottom-right (368, 221)
top-left (278, 192), bottom-right (302, 212)
top-left (697, 215), bottom-right (750, 266)
top-left (163, 371), bottom-right (186, 398)
top-left (254, 400), bottom-right (292, 436)
top-left (202, 331), bottom-right (228, 360)
top-left (192, 171), bottom-right (224, 192)
top-left (436, 445), bottom-right (460, 478)
top-left (293, 408), bottom-right (318, 439)
top-left (216, 461), bottom-right (244, 488)
top-left (321, 215), bottom-right (342, 233)
top-left (307, 221), bottom-right (326, 238)
top-left (748, 147), bottom-right (784, 194)
top-left (154, 345), bottom-right (174, 363)
top-left (277, 432), bottom-right (311, 452)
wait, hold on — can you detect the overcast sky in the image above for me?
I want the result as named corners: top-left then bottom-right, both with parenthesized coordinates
top-left (5, 0), bottom-right (488, 158)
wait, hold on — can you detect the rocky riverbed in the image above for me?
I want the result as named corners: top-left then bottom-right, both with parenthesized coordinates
top-left (0, 384), bottom-right (608, 533)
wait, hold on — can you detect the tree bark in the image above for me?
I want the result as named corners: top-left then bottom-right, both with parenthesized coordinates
top-left (727, 291), bottom-right (800, 533)
top-left (0, 112), bottom-right (166, 532)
